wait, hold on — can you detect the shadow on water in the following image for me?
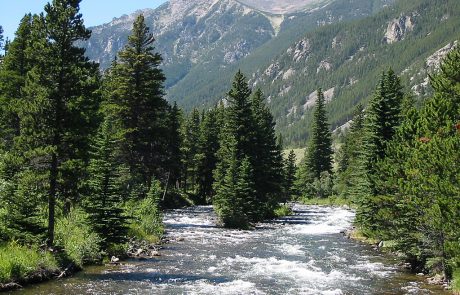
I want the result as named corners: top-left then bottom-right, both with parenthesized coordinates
top-left (78, 270), bottom-right (230, 285)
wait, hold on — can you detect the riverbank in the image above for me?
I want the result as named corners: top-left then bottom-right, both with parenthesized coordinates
top-left (0, 243), bottom-right (61, 292)
top-left (0, 236), bottom-right (164, 293)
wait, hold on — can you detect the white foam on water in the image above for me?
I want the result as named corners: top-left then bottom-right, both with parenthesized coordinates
top-left (276, 243), bottom-right (305, 255)
top-left (350, 261), bottom-right (396, 278)
top-left (183, 279), bottom-right (266, 295)
top-left (288, 286), bottom-right (344, 295)
top-left (218, 255), bottom-right (361, 287)
top-left (289, 206), bottom-right (355, 235)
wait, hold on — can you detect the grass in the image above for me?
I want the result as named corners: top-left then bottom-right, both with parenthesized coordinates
top-left (55, 209), bottom-right (102, 267)
top-left (0, 242), bottom-right (58, 285)
top-left (274, 204), bottom-right (293, 217)
top-left (453, 269), bottom-right (460, 294)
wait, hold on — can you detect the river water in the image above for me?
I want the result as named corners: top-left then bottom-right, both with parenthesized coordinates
top-left (16, 205), bottom-right (448, 294)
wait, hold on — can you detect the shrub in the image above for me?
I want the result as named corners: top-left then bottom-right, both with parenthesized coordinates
top-left (274, 204), bottom-right (293, 217)
top-left (55, 209), bottom-right (102, 267)
top-left (124, 178), bottom-right (164, 244)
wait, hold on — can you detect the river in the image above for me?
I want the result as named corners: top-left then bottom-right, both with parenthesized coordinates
top-left (14, 205), bottom-right (448, 294)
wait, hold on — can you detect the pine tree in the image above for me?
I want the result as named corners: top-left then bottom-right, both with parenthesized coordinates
top-left (306, 89), bottom-right (333, 178)
top-left (181, 108), bottom-right (201, 194)
top-left (226, 70), bottom-right (255, 159)
top-left (298, 89), bottom-right (333, 198)
top-left (0, 14), bottom-right (33, 149)
top-left (213, 71), bottom-right (257, 226)
top-left (106, 14), bottom-right (168, 192)
top-left (213, 138), bottom-right (252, 229)
top-left (18, 0), bottom-right (101, 246)
top-left (283, 150), bottom-right (297, 202)
top-left (250, 88), bottom-right (284, 218)
top-left (354, 69), bottom-right (404, 231)
top-left (86, 117), bottom-right (128, 250)
top-left (213, 72), bottom-right (284, 226)
top-left (167, 102), bottom-right (183, 190)
top-left (197, 107), bottom-right (221, 201)
top-left (0, 25), bottom-right (3, 55)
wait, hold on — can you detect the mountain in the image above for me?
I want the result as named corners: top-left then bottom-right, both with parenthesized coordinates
top-left (250, 0), bottom-right (460, 145)
top-left (237, 0), bottom-right (331, 14)
top-left (83, 0), bottom-right (459, 146)
top-left (84, 0), bottom-right (392, 95)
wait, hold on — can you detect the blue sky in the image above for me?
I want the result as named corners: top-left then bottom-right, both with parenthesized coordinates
top-left (1, 0), bottom-right (168, 41)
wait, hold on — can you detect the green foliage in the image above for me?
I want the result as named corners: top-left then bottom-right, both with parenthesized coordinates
top-left (86, 116), bottom-right (129, 250)
top-left (352, 69), bottom-right (405, 230)
top-left (196, 106), bottom-right (222, 201)
top-left (181, 109), bottom-right (201, 194)
top-left (104, 14), bottom-right (169, 192)
top-left (343, 46), bottom-right (460, 280)
top-left (283, 150), bottom-right (297, 201)
top-left (274, 204), bottom-right (293, 218)
top-left (213, 72), bottom-right (284, 228)
top-left (296, 89), bottom-right (334, 198)
top-left (55, 209), bottom-right (102, 267)
top-left (125, 178), bottom-right (164, 243)
top-left (0, 242), bottom-right (58, 284)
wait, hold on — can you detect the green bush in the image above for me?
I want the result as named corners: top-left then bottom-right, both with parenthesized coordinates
top-left (55, 209), bottom-right (102, 267)
top-left (124, 179), bottom-right (164, 244)
top-left (274, 205), bottom-right (293, 217)
top-left (0, 242), bottom-right (58, 284)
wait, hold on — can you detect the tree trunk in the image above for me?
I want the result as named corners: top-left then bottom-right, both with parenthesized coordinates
top-left (48, 152), bottom-right (58, 247)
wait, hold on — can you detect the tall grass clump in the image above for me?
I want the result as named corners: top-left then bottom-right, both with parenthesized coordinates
top-left (125, 178), bottom-right (164, 244)
top-left (0, 242), bottom-right (58, 284)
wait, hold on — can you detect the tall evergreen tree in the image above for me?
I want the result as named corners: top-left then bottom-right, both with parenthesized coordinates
top-left (353, 69), bottom-right (405, 232)
top-left (167, 102), bottom-right (183, 190)
top-left (181, 108), bottom-right (201, 193)
top-left (86, 116), bottom-right (128, 250)
top-left (306, 89), bottom-right (333, 178)
top-left (18, 0), bottom-right (101, 246)
top-left (213, 72), bottom-right (284, 227)
top-left (106, 14), bottom-right (168, 192)
top-left (0, 14), bottom-right (33, 149)
top-left (250, 89), bottom-right (284, 218)
top-left (283, 150), bottom-right (297, 202)
top-left (297, 89), bottom-right (333, 198)
top-left (197, 107), bottom-right (221, 201)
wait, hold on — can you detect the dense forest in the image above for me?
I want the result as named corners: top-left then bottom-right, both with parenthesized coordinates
top-left (0, 0), bottom-right (292, 288)
top-left (294, 53), bottom-right (460, 286)
top-left (0, 0), bottom-right (459, 292)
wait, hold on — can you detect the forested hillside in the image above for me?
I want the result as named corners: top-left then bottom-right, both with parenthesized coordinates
top-left (254, 0), bottom-right (460, 145)
top-left (82, 0), bottom-right (460, 146)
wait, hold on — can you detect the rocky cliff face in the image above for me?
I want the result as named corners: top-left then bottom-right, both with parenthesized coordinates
top-left (85, 0), bottom-right (275, 80)
top-left (236, 0), bottom-right (331, 14)
top-left (384, 15), bottom-right (415, 44)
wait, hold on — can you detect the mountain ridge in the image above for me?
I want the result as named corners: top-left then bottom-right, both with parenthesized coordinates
top-left (82, 0), bottom-right (459, 146)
